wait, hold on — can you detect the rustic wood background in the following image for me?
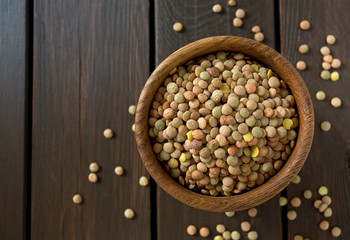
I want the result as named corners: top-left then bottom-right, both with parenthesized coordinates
top-left (1, 0), bottom-right (349, 239)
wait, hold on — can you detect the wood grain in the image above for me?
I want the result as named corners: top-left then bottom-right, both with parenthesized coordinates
top-left (0, 0), bottom-right (28, 239)
top-left (280, 0), bottom-right (350, 239)
top-left (32, 0), bottom-right (151, 239)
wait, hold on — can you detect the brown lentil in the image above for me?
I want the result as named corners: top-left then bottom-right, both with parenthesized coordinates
top-left (299, 20), bottom-right (310, 30)
top-left (235, 9), bottom-right (246, 18)
top-left (290, 197), bottom-right (301, 208)
top-left (331, 58), bottom-right (341, 68)
top-left (322, 195), bottom-right (332, 205)
top-left (88, 173), bottom-right (98, 183)
top-left (247, 231), bottom-right (258, 240)
top-left (331, 226), bottom-right (342, 237)
top-left (287, 210), bottom-right (297, 220)
top-left (233, 18), bottom-right (243, 27)
top-left (254, 32), bottom-right (264, 42)
top-left (331, 97), bottom-right (342, 108)
top-left (115, 166), bottom-right (124, 176)
top-left (173, 22), bottom-right (183, 32)
top-left (303, 189), bottom-right (312, 199)
top-left (315, 91), bottom-right (326, 101)
top-left (298, 44), bottom-right (309, 54)
top-left (320, 121), bottom-right (331, 132)
top-left (314, 199), bottom-right (322, 209)
top-left (216, 224), bottom-right (226, 234)
top-left (199, 227), bottom-right (210, 237)
top-left (128, 105), bottom-right (136, 115)
top-left (186, 225), bottom-right (197, 236)
top-left (326, 35), bottom-right (336, 45)
top-left (251, 25), bottom-right (261, 33)
top-left (320, 46), bottom-right (330, 55)
top-left (324, 207), bottom-right (332, 217)
top-left (72, 194), bottom-right (83, 204)
top-left (212, 4), bottom-right (222, 13)
top-left (240, 221), bottom-right (251, 232)
top-left (228, 0), bottom-right (236, 7)
top-left (319, 220), bottom-right (329, 231)
top-left (293, 235), bottom-right (303, 240)
top-left (247, 207), bottom-right (258, 217)
top-left (296, 60), bottom-right (306, 71)
top-left (103, 128), bottom-right (114, 138)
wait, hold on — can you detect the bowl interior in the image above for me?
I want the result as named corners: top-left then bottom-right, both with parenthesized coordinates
top-left (135, 36), bottom-right (314, 212)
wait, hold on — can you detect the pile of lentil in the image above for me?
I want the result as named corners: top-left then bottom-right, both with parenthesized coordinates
top-left (148, 51), bottom-right (299, 196)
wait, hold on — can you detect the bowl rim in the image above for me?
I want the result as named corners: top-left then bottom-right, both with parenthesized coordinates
top-left (135, 36), bottom-right (314, 212)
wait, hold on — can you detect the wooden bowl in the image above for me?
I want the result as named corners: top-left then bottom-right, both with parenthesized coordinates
top-left (135, 36), bottom-right (314, 212)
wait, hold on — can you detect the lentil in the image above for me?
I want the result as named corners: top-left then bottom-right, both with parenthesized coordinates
top-left (299, 20), bottom-right (310, 30)
top-left (315, 91), bottom-right (326, 101)
top-left (240, 221), bottom-right (251, 232)
top-left (296, 60), bottom-right (306, 70)
top-left (103, 128), bottom-right (114, 138)
top-left (290, 197), bottom-right (301, 208)
top-left (212, 4), bottom-right (222, 13)
top-left (247, 231), bottom-right (258, 240)
top-left (324, 207), bottom-right (332, 217)
top-left (72, 194), bottom-right (83, 204)
top-left (89, 162), bottom-right (100, 172)
top-left (314, 200), bottom-right (322, 209)
top-left (287, 210), bottom-right (297, 220)
top-left (331, 226), bottom-right (342, 237)
top-left (216, 224), bottom-right (226, 234)
top-left (293, 235), bottom-right (303, 240)
top-left (330, 71), bottom-right (339, 81)
top-left (222, 231), bottom-right (231, 240)
top-left (225, 211), bottom-right (235, 217)
top-left (228, 0), bottom-right (236, 7)
top-left (279, 196), bottom-right (288, 206)
top-left (292, 175), bottom-right (301, 184)
top-left (331, 58), bottom-right (341, 68)
top-left (318, 186), bottom-right (328, 195)
top-left (319, 220), bottom-right (329, 231)
top-left (186, 225), bottom-right (197, 236)
top-left (233, 18), bottom-right (243, 28)
top-left (132, 123), bottom-right (135, 132)
top-left (320, 121), bottom-right (331, 132)
top-left (231, 231), bottom-right (241, 240)
top-left (173, 22), bottom-right (183, 32)
top-left (320, 46), bottom-right (330, 55)
top-left (303, 189), bottom-right (312, 199)
top-left (298, 44), bottom-right (309, 54)
top-left (139, 176), bottom-right (149, 187)
top-left (331, 97), bottom-right (342, 108)
top-left (326, 35), bottom-right (336, 45)
top-left (247, 208), bottom-right (258, 217)
top-left (254, 32), bottom-right (264, 42)
top-left (124, 208), bottom-right (135, 219)
top-left (114, 166), bottom-right (124, 176)
top-left (214, 236), bottom-right (224, 240)
top-left (320, 70), bottom-right (330, 80)
top-left (251, 25), bottom-right (261, 33)
top-left (128, 105), bottom-right (136, 115)
top-left (88, 173), bottom-right (98, 183)
top-left (235, 9), bottom-right (245, 18)
top-left (199, 227), bottom-right (210, 237)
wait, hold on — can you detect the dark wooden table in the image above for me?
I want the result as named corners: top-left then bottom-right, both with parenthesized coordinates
top-left (1, 0), bottom-right (349, 239)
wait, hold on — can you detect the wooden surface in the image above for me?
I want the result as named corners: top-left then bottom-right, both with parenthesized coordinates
top-left (280, 0), bottom-right (350, 239)
top-left (0, 0), bottom-right (28, 239)
top-left (2, 0), bottom-right (349, 239)
top-left (32, 0), bottom-right (151, 239)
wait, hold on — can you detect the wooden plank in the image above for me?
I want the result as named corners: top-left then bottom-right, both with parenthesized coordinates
top-left (0, 0), bottom-right (28, 239)
top-left (280, 0), bottom-right (350, 239)
top-left (155, 0), bottom-right (283, 239)
top-left (32, 0), bottom-right (151, 239)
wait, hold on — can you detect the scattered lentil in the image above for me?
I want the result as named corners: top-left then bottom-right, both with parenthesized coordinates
top-left (318, 186), bottom-right (328, 196)
top-left (247, 231), bottom-right (258, 240)
top-left (254, 32), bottom-right (264, 42)
top-left (88, 173), bottom-right (98, 183)
top-left (240, 221), bottom-right (251, 232)
top-left (103, 128), bottom-right (114, 138)
top-left (326, 35), bottom-right (336, 45)
top-left (303, 189), bottom-right (312, 199)
top-left (251, 25), bottom-right (261, 33)
top-left (128, 105), bottom-right (136, 115)
top-left (290, 197), bottom-right (301, 208)
top-left (124, 208), bottom-right (135, 219)
top-left (235, 9), bottom-right (245, 18)
top-left (225, 211), bottom-right (235, 217)
top-left (320, 46), bottom-right (330, 55)
top-left (139, 176), bottom-right (149, 187)
top-left (233, 18), bottom-right (243, 27)
top-left (132, 123), bottom-right (135, 132)
top-left (331, 58), bottom-right (341, 69)
top-left (331, 97), bottom-right (342, 108)
top-left (214, 235), bottom-right (224, 240)
top-left (72, 194), bottom-right (83, 204)
top-left (199, 227), bottom-right (210, 237)
top-left (173, 22), bottom-right (183, 32)
top-left (330, 71), bottom-right (340, 81)
top-left (279, 196), bottom-right (288, 206)
top-left (322, 195), bottom-right (332, 205)
top-left (331, 226), bottom-right (342, 237)
top-left (89, 162), bottom-right (100, 172)
top-left (228, 0), bottom-right (237, 7)
top-left (324, 207), bottom-right (333, 217)
top-left (319, 203), bottom-right (328, 213)
top-left (231, 231), bottom-right (241, 240)
top-left (315, 91), bottom-right (326, 101)
top-left (314, 199), bottom-right (322, 209)
top-left (292, 175), bottom-right (301, 184)
top-left (296, 60), bottom-right (306, 70)
top-left (320, 70), bottom-right (330, 80)
top-left (319, 220), bottom-right (329, 231)
top-left (294, 235), bottom-right (303, 240)
top-left (212, 4), bottom-right (222, 13)
top-left (299, 20), bottom-right (310, 30)
top-left (186, 225), bottom-right (197, 236)
top-left (216, 224), bottom-right (226, 234)
top-left (322, 62), bottom-right (331, 70)
top-left (299, 44), bottom-right (309, 54)
top-left (287, 210), bottom-right (297, 220)
top-left (247, 208), bottom-right (258, 218)
top-left (114, 166), bottom-right (124, 176)
top-left (320, 121), bottom-right (331, 132)
top-left (222, 231), bottom-right (231, 240)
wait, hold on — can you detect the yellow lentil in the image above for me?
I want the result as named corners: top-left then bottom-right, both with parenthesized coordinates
top-left (132, 123), bottom-right (135, 132)
top-left (220, 83), bottom-right (230, 94)
top-left (243, 132), bottom-right (253, 142)
top-left (179, 152), bottom-right (186, 162)
top-left (186, 130), bottom-right (193, 141)
top-left (330, 71), bottom-right (339, 81)
top-left (318, 186), bottom-right (328, 196)
top-left (283, 119), bottom-right (293, 130)
top-left (250, 146), bottom-right (259, 158)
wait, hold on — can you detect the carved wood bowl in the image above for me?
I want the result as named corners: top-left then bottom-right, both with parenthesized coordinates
top-left (135, 36), bottom-right (314, 212)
